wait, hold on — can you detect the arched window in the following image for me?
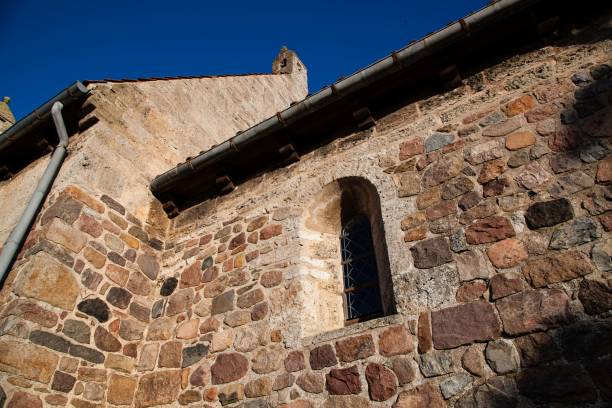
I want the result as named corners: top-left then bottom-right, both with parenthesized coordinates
top-left (341, 214), bottom-right (384, 322)
top-left (300, 177), bottom-right (395, 336)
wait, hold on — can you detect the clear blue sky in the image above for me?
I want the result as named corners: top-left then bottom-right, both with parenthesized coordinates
top-left (2, 0), bottom-right (486, 120)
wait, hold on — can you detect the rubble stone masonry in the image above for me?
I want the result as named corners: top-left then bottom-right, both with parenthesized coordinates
top-left (0, 16), bottom-right (612, 408)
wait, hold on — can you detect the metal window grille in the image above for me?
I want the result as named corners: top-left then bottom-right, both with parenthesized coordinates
top-left (340, 214), bottom-right (383, 323)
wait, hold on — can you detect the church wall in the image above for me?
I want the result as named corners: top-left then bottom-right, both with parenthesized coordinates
top-left (0, 19), bottom-right (611, 408)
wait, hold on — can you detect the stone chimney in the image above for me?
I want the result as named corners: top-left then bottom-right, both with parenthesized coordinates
top-left (0, 97), bottom-right (15, 133)
top-left (272, 46), bottom-right (308, 98)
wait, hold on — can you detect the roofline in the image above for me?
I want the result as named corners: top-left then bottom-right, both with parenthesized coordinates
top-left (83, 72), bottom-right (278, 85)
top-left (150, 0), bottom-right (540, 215)
top-left (0, 81), bottom-right (89, 154)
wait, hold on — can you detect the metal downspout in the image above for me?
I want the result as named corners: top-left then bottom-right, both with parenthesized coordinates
top-left (0, 102), bottom-right (70, 282)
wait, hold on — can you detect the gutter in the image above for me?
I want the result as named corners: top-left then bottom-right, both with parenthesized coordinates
top-left (150, 0), bottom-right (538, 209)
top-left (0, 82), bottom-right (89, 283)
top-left (0, 81), bottom-right (88, 153)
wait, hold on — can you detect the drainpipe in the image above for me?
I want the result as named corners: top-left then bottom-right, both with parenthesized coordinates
top-left (0, 102), bottom-right (70, 282)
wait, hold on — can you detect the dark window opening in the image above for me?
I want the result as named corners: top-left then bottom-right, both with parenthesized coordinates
top-left (340, 214), bottom-right (383, 323)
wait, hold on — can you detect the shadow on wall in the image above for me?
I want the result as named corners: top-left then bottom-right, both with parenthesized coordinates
top-left (456, 57), bottom-right (612, 406)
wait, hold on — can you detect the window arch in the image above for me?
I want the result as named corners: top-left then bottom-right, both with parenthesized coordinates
top-left (300, 177), bottom-right (395, 336)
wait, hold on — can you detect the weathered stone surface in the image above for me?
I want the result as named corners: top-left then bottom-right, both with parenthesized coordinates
top-left (391, 357), bottom-right (415, 385)
top-left (180, 261), bottom-right (202, 287)
top-left (416, 350), bottom-right (453, 377)
top-left (517, 365), bottom-right (597, 405)
top-left (176, 318), bottom-right (199, 339)
top-left (218, 382), bottom-right (244, 405)
top-left (449, 228), bottom-right (468, 252)
top-left (379, 325), bottom-right (413, 356)
top-left (441, 176), bottom-right (474, 200)
top-left (68, 309), bottom-right (96, 338)
top-left (51, 371), bottom-right (76, 393)
top-left (245, 377), bottom-right (272, 398)
top-left (399, 138), bottom-right (424, 160)
top-left (477, 158), bottom-right (505, 184)
top-left (68, 344), bottom-right (105, 363)
top-left (297, 372), bottom-right (325, 394)
top-left (524, 198), bottom-right (573, 228)
top-left (273, 372), bottom-right (294, 391)
top-left (6, 391), bottom-right (42, 408)
top-left (396, 172), bottom-right (421, 197)
top-left (482, 116), bottom-right (521, 137)
top-left (212, 290), bottom-right (235, 315)
top-left (0, 340), bottom-right (58, 383)
top-left (486, 238), bottom-right (528, 269)
top-left (549, 217), bottom-right (600, 249)
top-left (160, 277), bottom-right (178, 296)
top-left (515, 161), bottom-right (551, 189)
top-left (2, 299), bottom-right (58, 328)
top-left (455, 249), bottom-right (492, 281)
top-left (490, 272), bottom-right (525, 300)
top-left (15, 252), bottom-right (79, 310)
top-left (44, 218), bottom-right (87, 253)
top-left (410, 236), bottom-right (452, 269)
top-left (394, 383), bottom-right (445, 408)
top-left (365, 363), bottom-right (397, 401)
top-left (507, 149), bottom-right (530, 168)
top-left (425, 200), bottom-right (456, 221)
top-left (326, 365), bottom-right (361, 395)
top-left (505, 131), bottom-right (535, 150)
top-left (422, 155), bottom-right (463, 187)
top-left (119, 319), bottom-right (145, 341)
top-left (260, 224), bottom-right (282, 240)
top-left (425, 132), bottom-right (454, 152)
top-left (237, 288), bottom-right (264, 309)
top-left (136, 343), bottom-right (159, 372)
top-left (417, 312), bottom-right (432, 353)
top-left (334, 334), bottom-right (374, 362)
top-left (28, 329), bottom-right (70, 353)
top-left (94, 326), bottom-right (121, 352)
top-left (190, 362), bottom-right (210, 387)
top-left (181, 343), bottom-right (208, 368)
top-left (107, 374), bottom-right (136, 405)
top-left (309, 344), bottom-right (337, 370)
top-left (456, 280), bottom-right (487, 302)
top-left (166, 288), bottom-right (194, 316)
top-left (505, 94), bottom-right (536, 116)
top-left (440, 373), bottom-right (472, 399)
top-left (431, 301), bottom-right (501, 349)
top-left (106, 264), bottom-right (129, 286)
top-left (549, 171), bottom-right (594, 197)
top-left (127, 271), bottom-right (151, 296)
top-left (260, 270), bottom-right (282, 287)
top-left (158, 341), bottom-right (182, 368)
top-left (496, 289), bottom-right (571, 335)
top-left (522, 251), bottom-right (594, 287)
top-left (211, 353), bottom-right (249, 384)
top-left (252, 346), bottom-right (284, 374)
top-left (462, 347), bottom-right (485, 377)
top-left (178, 390), bottom-right (202, 405)
top-left (579, 279), bottom-right (612, 315)
top-left (62, 319), bottom-right (90, 343)
top-left (464, 139), bottom-right (504, 165)
top-left (285, 351), bottom-right (306, 372)
top-left (485, 339), bottom-right (519, 374)
top-left (465, 216), bottom-right (515, 244)
top-left (514, 332), bottom-right (559, 367)
top-left (134, 370), bottom-right (181, 408)
top-left (106, 286), bottom-right (132, 309)
top-left (322, 395), bottom-right (370, 408)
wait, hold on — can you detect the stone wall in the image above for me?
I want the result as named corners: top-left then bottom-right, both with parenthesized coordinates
top-left (0, 52), bottom-right (308, 243)
top-left (0, 17), bottom-right (611, 408)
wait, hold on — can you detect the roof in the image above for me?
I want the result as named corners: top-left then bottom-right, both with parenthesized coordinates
top-left (83, 72), bottom-right (273, 85)
top-left (151, 0), bottom-right (609, 217)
